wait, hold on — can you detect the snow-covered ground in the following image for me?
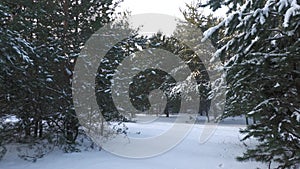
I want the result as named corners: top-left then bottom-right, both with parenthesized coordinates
top-left (0, 117), bottom-right (268, 169)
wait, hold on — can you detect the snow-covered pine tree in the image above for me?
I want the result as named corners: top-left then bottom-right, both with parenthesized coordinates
top-left (200, 0), bottom-right (300, 168)
top-left (0, 2), bottom-right (38, 157)
top-left (1, 0), bottom-right (121, 151)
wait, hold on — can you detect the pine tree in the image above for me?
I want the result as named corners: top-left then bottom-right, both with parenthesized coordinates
top-left (0, 0), bottom-right (121, 152)
top-left (200, 0), bottom-right (300, 168)
top-left (0, 1), bottom-right (38, 157)
top-left (181, 3), bottom-right (225, 50)
top-left (180, 4), bottom-right (228, 120)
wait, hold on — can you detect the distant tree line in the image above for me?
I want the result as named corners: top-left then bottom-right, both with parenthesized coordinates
top-left (95, 33), bottom-right (211, 120)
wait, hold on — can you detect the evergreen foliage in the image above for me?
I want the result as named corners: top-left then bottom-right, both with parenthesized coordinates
top-left (95, 32), bottom-right (210, 120)
top-left (0, 0), bottom-right (121, 157)
top-left (199, 0), bottom-right (300, 168)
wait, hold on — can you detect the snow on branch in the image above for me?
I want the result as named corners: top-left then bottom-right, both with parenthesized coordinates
top-left (282, 0), bottom-right (300, 27)
top-left (248, 98), bottom-right (277, 115)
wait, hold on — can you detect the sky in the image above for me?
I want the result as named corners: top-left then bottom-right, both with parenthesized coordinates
top-left (116, 0), bottom-right (227, 19)
top-left (115, 0), bottom-right (227, 36)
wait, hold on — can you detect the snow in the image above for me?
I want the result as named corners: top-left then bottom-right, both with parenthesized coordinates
top-left (0, 117), bottom-right (268, 169)
top-left (274, 82), bottom-right (280, 88)
top-left (292, 109), bottom-right (300, 122)
top-left (134, 43), bottom-right (143, 51)
top-left (278, 0), bottom-right (289, 12)
top-left (244, 36), bottom-right (259, 54)
top-left (282, 0), bottom-right (300, 27)
top-left (46, 78), bottom-right (53, 82)
top-left (3, 115), bottom-right (19, 123)
top-left (203, 0), bottom-right (300, 62)
top-left (248, 98), bottom-right (276, 116)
